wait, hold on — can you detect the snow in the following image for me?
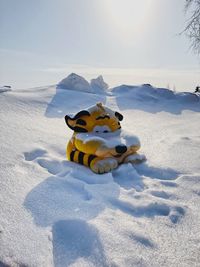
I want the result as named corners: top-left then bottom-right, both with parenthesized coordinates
top-left (76, 129), bottom-right (140, 148)
top-left (0, 74), bottom-right (200, 267)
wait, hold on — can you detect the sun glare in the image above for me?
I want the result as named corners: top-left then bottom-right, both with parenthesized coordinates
top-left (102, 0), bottom-right (152, 40)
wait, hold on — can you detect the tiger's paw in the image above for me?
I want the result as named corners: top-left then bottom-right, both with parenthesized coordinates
top-left (91, 158), bottom-right (118, 174)
top-left (124, 153), bottom-right (146, 164)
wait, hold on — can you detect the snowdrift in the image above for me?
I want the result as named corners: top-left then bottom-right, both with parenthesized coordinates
top-left (112, 84), bottom-right (200, 114)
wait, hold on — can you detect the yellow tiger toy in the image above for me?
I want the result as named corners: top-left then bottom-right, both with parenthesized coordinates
top-left (65, 103), bottom-right (145, 174)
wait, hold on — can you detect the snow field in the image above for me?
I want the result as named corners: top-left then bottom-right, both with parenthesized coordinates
top-left (0, 75), bottom-right (200, 266)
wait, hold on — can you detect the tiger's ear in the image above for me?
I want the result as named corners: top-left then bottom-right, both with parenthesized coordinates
top-left (115, 111), bottom-right (123, 121)
top-left (65, 110), bottom-right (90, 131)
top-left (73, 110), bottom-right (90, 120)
top-left (65, 115), bottom-right (76, 130)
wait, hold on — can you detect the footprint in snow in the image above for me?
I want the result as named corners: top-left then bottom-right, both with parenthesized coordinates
top-left (129, 233), bottom-right (155, 248)
top-left (24, 148), bottom-right (185, 227)
top-left (24, 148), bottom-right (116, 186)
top-left (112, 163), bottom-right (145, 192)
top-left (109, 198), bottom-right (185, 223)
top-left (135, 162), bottom-right (179, 181)
top-left (150, 190), bottom-right (173, 200)
top-left (37, 158), bottom-right (63, 175)
top-left (24, 148), bottom-right (120, 226)
top-left (160, 181), bottom-right (178, 187)
top-left (24, 148), bottom-right (70, 176)
top-left (24, 148), bottom-right (47, 161)
top-left (52, 219), bottom-right (108, 267)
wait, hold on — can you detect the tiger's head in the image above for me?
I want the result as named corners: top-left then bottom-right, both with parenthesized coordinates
top-left (65, 102), bottom-right (123, 133)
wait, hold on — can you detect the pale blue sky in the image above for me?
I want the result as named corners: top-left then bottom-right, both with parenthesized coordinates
top-left (0, 0), bottom-right (199, 91)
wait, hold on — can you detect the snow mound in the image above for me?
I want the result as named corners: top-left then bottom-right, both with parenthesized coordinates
top-left (58, 73), bottom-right (109, 94)
top-left (112, 84), bottom-right (200, 114)
top-left (112, 84), bottom-right (200, 103)
top-left (58, 73), bottom-right (92, 93)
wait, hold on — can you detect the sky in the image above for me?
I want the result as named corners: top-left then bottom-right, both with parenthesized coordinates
top-left (0, 0), bottom-right (199, 91)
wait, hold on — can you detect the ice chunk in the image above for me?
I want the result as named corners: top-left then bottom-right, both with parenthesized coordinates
top-left (90, 75), bottom-right (109, 94)
top-left (58, 73), bottom-right (93, 93)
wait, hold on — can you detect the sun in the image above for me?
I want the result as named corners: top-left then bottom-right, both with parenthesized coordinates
top-left (101, 0), bottom-right (152, 40)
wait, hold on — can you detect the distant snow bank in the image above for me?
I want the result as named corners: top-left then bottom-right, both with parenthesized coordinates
top-left (58, 73), bottom-right (109, 94)
top-left (111, 83), bottom-right (200, 103)
top-left (0, 86), bottom-right (12, 93)
top-left (57, 73), bottom-right (200, 103)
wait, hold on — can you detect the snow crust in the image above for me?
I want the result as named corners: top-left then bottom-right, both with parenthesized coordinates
top-left (0, 75), bottom-right (200, 267)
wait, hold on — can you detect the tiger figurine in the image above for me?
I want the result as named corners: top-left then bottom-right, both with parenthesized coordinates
top-left (65, 103), bottom-right (145, 174)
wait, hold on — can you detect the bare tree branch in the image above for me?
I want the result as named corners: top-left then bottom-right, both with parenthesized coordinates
top-left (183, 0), bottom-right (200, 54)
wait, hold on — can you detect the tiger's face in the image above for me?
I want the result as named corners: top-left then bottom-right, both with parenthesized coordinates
top-left (65, 103), bottom-right (123, 133)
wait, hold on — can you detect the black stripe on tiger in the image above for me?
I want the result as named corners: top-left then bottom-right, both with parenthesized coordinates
top-left (88, 154), bottom-right (97, 167)
top-left (70, 150), bottom-right (76, 161)
top-left (78, 151), bottom-right (85, 165)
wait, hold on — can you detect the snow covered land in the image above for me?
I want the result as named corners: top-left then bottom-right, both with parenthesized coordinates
top-left (0, 73), bottom-right (200, 267)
